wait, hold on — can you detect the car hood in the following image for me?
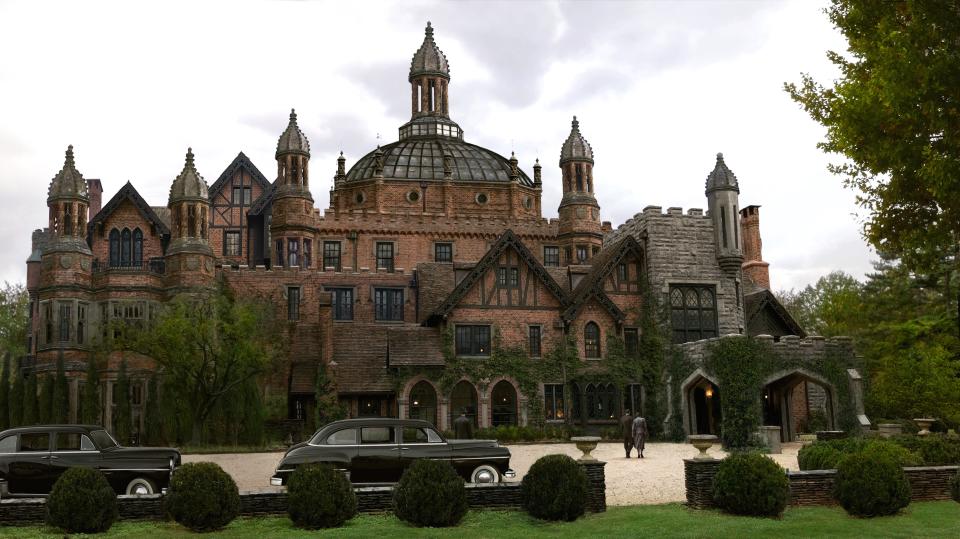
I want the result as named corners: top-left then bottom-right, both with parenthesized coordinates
top-left (447, 439), bottom-right (501, 450)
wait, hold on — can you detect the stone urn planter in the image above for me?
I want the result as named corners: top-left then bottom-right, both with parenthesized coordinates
top-left (571, 436), bottom-right (601, 462)
top-left (914, 418), bottom-right (935, 436)
top-left (687, 434), bottom-right (719, 460)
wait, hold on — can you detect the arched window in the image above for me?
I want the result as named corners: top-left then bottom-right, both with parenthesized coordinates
top-left (584, 322), bottom-right (600, 358)
top-left (120, 228), bottom-right (132, 267)
top-left (109, 229), bottom-right (120, 267)
top-left (63, 204), bottom-right (73, 236)
top-left (575, 164), bottom-right (584, 191)
top-left (132, 228), bottom-right (143, 266)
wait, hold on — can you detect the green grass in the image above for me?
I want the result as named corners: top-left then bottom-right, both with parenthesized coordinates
top-left (5, 502), bottom-right (959, 538)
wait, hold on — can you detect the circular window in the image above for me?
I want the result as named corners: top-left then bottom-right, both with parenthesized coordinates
top-left (475, 193), bottom-right (489, 205)
top-left (523, 196), bottom-right (533, 209)
top-left (354, 192), bottom-right (366, 205)
top-left (407, 190), bottom-right (421, 203)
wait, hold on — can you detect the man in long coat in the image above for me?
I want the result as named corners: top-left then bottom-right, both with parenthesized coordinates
top-left (620, 409), bottom-right (634, 458)
top-left (453, 409), bottom-right (474, 439)
top-left (632, 415), bottom-right (650, 459)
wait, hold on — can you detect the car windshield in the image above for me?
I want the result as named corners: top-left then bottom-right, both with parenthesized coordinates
top-left (90, 430), bottom-right (119, 450)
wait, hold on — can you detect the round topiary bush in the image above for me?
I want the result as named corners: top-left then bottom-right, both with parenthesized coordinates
top-left (520, 454), bottom-right (589, 522)
top-left (833, 451), bottom-right (911, 517)
top-left (712, 452), bottom-right (789, 517)
top-left (392, 459), bottom-right (468, 527)
top-left (165, 462), bottom-right (240, 532)
top-left (287, 464), bottom-right (357, 529)
top-left (798, 442), bottom-right (843, 470)
top-left (46, 467), bottom-right (118, 533)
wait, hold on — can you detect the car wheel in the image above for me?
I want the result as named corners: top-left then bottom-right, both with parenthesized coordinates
top-left (125, 477), bottom-right (155, 495)
top-left (469, 464), bottom-right (500, 484)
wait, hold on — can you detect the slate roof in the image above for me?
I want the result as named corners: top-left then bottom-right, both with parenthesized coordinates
top-left (416, 262), bottom-right (457, 323)
top-left (207, 151), bottom-right (272, 200)
top-left (744, 289), bottom-right (806, 338)
top-left (332, 323), bottom-right (394, 394)
top-left (276, 109), bottom-right (310, 158)
top-left (387, 326), bottom-right (445, 366)
top-left (289, 362), bottom-right (318, 394)
top-left (168, 148), bottom-right (209, 204)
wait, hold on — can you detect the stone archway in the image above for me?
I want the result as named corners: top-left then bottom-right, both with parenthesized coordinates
top-left (449, 380), bottom-right (479, 428)
top-left (681, 370), bottom-right (722, 436)
top-left (408, 380), bottom-right (438, 427)
top-left (490, 380), bottom-right (518, 427)
top-left (763, 369), bottom-right (836, 442)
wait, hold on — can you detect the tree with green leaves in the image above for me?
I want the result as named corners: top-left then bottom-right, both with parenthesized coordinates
top-left (23, 368), bottom-right (37, 426)
top-left (53, 353), bottom-right (69, 423)
top-left (38, 374), bottom-right (53, 424)
top-left (144, 375), bottom-right (161, 446)
top-left (130, 284), bottom-right (284, 443)
top-left (10, 367), bottom-right (23, 427)
top-left (0, 354), bottom-right (10, 429)
top-left (81, 357), bottom-right (101, 425)
top-left (776, 271), bottom-right (863, 337)
top-left (114, 360), bottom-right (131, 444)
top-left (0, 282), bottom-right (29, 360)
top-left (786, 1), bottom-right (960, 335)
top-left (239, 378), bottom-right (265, 446)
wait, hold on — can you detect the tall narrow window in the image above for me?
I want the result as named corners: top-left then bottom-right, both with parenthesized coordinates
top-left (44, 303), bottom-right (53, 344)
top-left (575, 164), bottom-right (584, 191)
top-left (59, 303), bottom-right (71, 342)
top-left (224, 231), bottom-right (241, 256)
top-left (528, 325), bottom-right (542, 358)
top-left (543, 246), bottom-right (560, 267)
top-left (243, 187), bottom-right (252, 205)
top-left (323, 241), bottom-right (341, 271)
top-left (77, 303), bottom-right (87, 344)
top-left (275, 239), bottom-right (283, 268)
top-left (288, 239), bottom-right (300, 267)
top-left (434, 243), bottom-right (453, 263)
top-left (720, 207), bottom-right (728, 248)
top-left (120, 228), bottom-right (131, 266)
top-left (109, 229), bottom-right (120, 267)
top-left (544, 384), bottom-right (565, 420)
top-left (576, 245), bottom-right (588, 263)
top-left (374, 288), bottom-right (403, 321)
top-left (63, 204), bottom-right (73, 235)
top-left (132, 228), bottom-right (143, 266)
top-left (733, 205), bottom-right (739, 249)
top-left (624, 328), bottom-right (639, 356)
top-left (330, 288), bottom-right (353, 321)
top-left (232, 185), bottom-right (242, 204)
top-left (303, 239), bottom-right (312, 268)
top-left (565, 246), bottom-right (573, 265)
top-left (376, 242), bottom-right (394, 272)
top-left (455, 325), bottom-right (491, 356)
top-left (287, 287), bottom-right (300, 321)
top-left (584, 322), bottom-right (600, 358)
top-left (618, 263), bottom-right (628, 282)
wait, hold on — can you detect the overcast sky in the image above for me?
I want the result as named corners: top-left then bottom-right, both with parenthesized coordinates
top-left (0, 0), bottom-right (874, 291)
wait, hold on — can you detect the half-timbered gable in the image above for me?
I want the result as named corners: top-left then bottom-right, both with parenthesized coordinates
top-left (207, 152), bottom-right (272, 266)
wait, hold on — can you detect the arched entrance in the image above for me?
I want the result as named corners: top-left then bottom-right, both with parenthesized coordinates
top-left (684, 374), bottom-right (721, 436)
top-left (449, 380), bottom-right (478, 428)
top-left (491, 381), bottom-right (518, 426)
top-left (585, 383), bottom-right (618, 421)
top-left (408, 381), bottom-right (438, 426)
top-left (763, 370), bottom-right (835, 442)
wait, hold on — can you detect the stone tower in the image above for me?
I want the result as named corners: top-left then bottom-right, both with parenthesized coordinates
top-left (705, 153), bottom-right (743, 274)
top-left (409, 21), bottom-right (449, 119)
top-left (271, 109), bottom-right (315, 268)
top-left (166, 148), bottom-right (215, 289)
top-left (42, 145), bottom-right (93, 288)
top-left (557, 116), bottom-right (602, 264)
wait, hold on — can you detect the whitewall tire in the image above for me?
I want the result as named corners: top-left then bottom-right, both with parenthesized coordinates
top-left (469, 464), bottom-right (500, 484)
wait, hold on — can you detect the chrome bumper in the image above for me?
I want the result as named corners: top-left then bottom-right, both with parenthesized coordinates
top-left (270, 476), bottom-right (283, 487)
top-left (503, 469), bottom-right (517, 479)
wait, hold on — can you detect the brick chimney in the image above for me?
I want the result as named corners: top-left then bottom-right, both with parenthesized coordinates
top-left (740, 205), bottom-right (770, 290)
top-left (87, 179), bottom-right (103, 221)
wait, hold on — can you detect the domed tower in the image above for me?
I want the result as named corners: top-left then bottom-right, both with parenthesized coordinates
top-left (705, 153), bottom-right (743, 274)
top-left (271, 109), bottom-right (316, 268)
top-left (166, 148), bottom-right (215, 288)
top-left (42, 145), bottom-right (93, 287)
top-left (557, 116), bottom-right (602, 264)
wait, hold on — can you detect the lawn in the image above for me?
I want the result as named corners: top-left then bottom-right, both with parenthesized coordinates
top-left (5, 501), bottom-right (959, 538)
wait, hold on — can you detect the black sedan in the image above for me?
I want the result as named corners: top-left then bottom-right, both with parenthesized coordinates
top-left (271, 418), bottom-right (515, 486)
top-left (0, 425), bottom-right (181, 497)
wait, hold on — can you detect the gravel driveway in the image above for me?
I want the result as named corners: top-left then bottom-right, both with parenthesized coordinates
top-left (184, 442), bottom-right (801, 506)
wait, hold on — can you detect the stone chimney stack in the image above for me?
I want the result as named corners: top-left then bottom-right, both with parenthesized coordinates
top-left (740, 205), bottom-right (770, 290)
top-left (87, 179), bottom-right (103, 221)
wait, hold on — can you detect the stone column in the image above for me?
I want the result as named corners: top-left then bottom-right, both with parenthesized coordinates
top-left (397, 397), bottom-right (408, 420)
top-left (439, 397), bottom-right (450, 431)
top-left (479, 396), bottom-right (490, 428)
top-left (684, 458), bottom-right (721, 509)
top-left (580, 461), bottom-right (607, 513)
top-left (421, 76), bottom-right (429, 113)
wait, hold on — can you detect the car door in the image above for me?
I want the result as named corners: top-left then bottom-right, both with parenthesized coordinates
top-left (399, 426), bottom-right (449, 476)
top-left (49, 432), bottom-right (100, 485)
top-left (353, 426), bottom-right (400, 483)
top-left (7, 432), bottom-right (54, 494)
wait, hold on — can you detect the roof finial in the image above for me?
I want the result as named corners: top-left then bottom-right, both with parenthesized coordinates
top-left (572, 115), bottom-right (579, 130)
top-left (65, 145), bottom-right (75, 167)
top-left (425, 21), bottom-right (433, 37)
top-left (186, 147), bottom-right (195, 166)
top-left (717, 152), bottom-right (724, 161)
top-left (290, 108), bottom-right (297, 122)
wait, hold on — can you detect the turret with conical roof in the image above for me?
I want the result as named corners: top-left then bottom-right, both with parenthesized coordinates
top-left (46, 145), bottom-right (92, 255)
top-left (557, 117), bottom-right (602, 264)
top-left (166, 148), bottom-right (214, 289)
top-left (409, 21), bottom-right (450, 119)
top-left (704, 152), bottom-right (743, 273)
top-left (271, 109), bottom-right (316, 269)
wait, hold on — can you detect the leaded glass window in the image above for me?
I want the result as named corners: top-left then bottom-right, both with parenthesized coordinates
top-left (669, 285), bottom-right (718, 343)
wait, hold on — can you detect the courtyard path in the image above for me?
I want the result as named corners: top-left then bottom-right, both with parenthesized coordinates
top-left (184, 441), bottom-right (802, 506)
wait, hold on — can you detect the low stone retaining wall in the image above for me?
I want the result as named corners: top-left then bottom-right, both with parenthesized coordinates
top-left (684, 459), bottom-right (958, 509)
top-left (1, 461), bottom-right (606, 526)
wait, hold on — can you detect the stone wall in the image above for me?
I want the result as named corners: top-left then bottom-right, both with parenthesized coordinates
top-left (684, 459), bottom-right (959, 509)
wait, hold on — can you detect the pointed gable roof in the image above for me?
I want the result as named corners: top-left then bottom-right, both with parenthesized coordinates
top-left (425, 229), bottom-right (567, 325)
top-left (744, 289), bottom-right (806, 338)
top-left (88, 181), bottom-right (170, 236)
top-left (207, 151), bottom-right (272, 199)
top-left (562, 235), bottom-right (645, 323)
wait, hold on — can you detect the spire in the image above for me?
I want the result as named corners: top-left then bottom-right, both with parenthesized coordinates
top-left (48, 144), bottom-right (89, 202)
top-left (533, 158), bottom-right (542, 187)
top-left (705, 152), bottom-right (739, 194)
top-left (276, 108), bottom-right (311, 159)
top-left (509, 151), bottom-right (520, 182)
top-left (334, 151), bottom-right (346, 186)
top-left (169, 147), bottom-right (209, 204)
top-left (409, 21), bottom-right (450, 81)
top-left (559, 115), bottom-right (594, 165)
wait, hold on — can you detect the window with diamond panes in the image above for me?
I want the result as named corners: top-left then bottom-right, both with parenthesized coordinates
top-left (669, 285), bottom-right (717, 343)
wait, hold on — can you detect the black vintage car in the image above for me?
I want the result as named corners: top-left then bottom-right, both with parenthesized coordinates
top-left (271, 418), bottom-right (515, 486)
top-left (0, 425), bottom-right (181, 497)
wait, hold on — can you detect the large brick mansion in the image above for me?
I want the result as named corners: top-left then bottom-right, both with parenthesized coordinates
top-left (26, 23), bottom-right (867, 441)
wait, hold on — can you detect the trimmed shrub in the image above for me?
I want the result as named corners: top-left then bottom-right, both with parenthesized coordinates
top-left (834, 451), bottom-right (911, 517)
top-left (798, 442), bottom-right (843, 471)
top-left (860, 440), bottom-right (921, 467)
top-left (46, 467), bottom-right (118, 533)
top-left (799, 438), bottom-right (922, 470)
top-left (393, 459), bottom-right (467, 527)
top-left (712, 452), bottom-right (789, 517)
top-left (521, 454), bottom-right (589, 522)
top-left (287, 464), bottom-right (357, 529)
top-left (891, 434), bottom-right (960, 466)
top-left (165, 462), bottom-right (240, 532)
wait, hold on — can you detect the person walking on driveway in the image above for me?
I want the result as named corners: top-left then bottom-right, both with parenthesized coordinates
top-left (453, 409), bottom-right (474, 439)
top-left (620, 409), bottom-right (634, 458)
top-left (632, 415), bottom-right (650, 459)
